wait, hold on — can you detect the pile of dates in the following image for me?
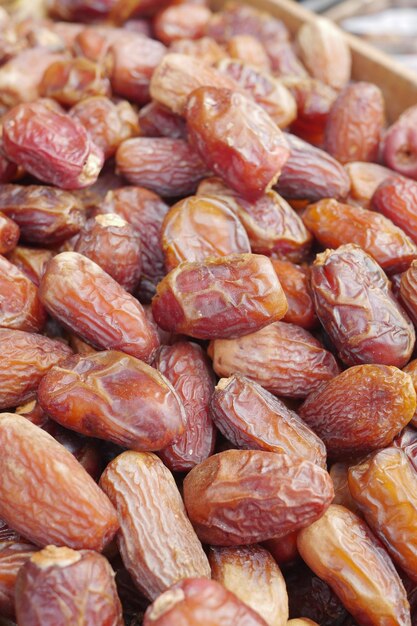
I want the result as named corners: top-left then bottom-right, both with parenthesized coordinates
top-left (1, 0), bottom-right (417, 624)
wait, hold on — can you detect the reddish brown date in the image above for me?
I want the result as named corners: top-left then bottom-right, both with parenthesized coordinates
top-left (74, 213), bottom-right (142, 292)
top-left (382, 104), bottom-right (417, 180)
top-left (345, 161), bottom-right (393, 209)
top-left (299, 364), bottom-right (416, 458)
top-left (271, 260), bottom-right (317, 329)
top-left (0, 540), bottom-right (37, 620)
top-left (153, 342), bottom-right (216, 472)
top-left (0, 413), bottom-right (118, 550)
top-left (303, 198), bottom-right (417, 273)
top-left (161, 195), bottom-right (250, 271)
top-left (297, 505), bottom-right (411, 626)
top-left (7, 247), bottom-right (53, 286)
top-left (2, 101), bottom-right (104, 189)
top-left (138, 101), bottom-right (187, 140)
top-left (400, 261), bottom-right (417, 327)
top-left (154, 4), bottom-right (212, 44)
top-left (349, 447), bottom-right (417, 583)
top-left (100, 451), bottom-right (211, 600)
top-left (39, 252), bottom-right (159, 362)
top-left (186, 87), bottom-right (290, 201)
top-left (0, 153), bottom-right (17, 185)
top-left (372, 177), bottom-right (417, 244)
top-left (116, 137), bottom-right (210, 197)
top-left (325, 82), bottom-right (385, 164)
top-left (275, 134), bottom-right (350, 202)
top-left (330, 463), bottom-right (361, 515)
top-left (209, 545), bottom-right (289, 626)
top-left (97, 186), bottom-right (169, 302)
top-left (0, 184), bottom-right (85, 245)
top-left (0, 328), bottom-right (72, 409)
top-left (393, 425), bottom-right (417, 472)
top-left (263, 532), bottom-right (299, 567)
top-left (0, 212), bottom-right (18, 255)
top-left (15, 546), bottom-right (123, 626)
top-left (311, 244), bottom-right (415, 367)
top-left (152, 254), bottom-right (288, 339)
top-left (403, 360), bottom-right (417, 427)
top-left (209, 321), bottom-right (340, 398)
top-left (143, 578), bottom-right (269, 626)
top-left (38, 350), bottom-right (186, 451)
top-left (210, 374), bottom-right (327, 467)
top-left (0, 255), bottom-right (46, 332)
top-left (197, 177), bottom-right (312, 261)
top-left (226, 35), bottom-right (271, 71)
top-left (184, 449), bottom-right (334, 545)
top-left (70, 96), bottom-right (139, 159)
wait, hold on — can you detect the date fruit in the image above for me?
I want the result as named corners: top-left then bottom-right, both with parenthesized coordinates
top-left (382, 104), bottom-right (417, 180)
top-left (186, 87), bottom-right (290, 201)
top-left (0, 255), bottom-right (46, 332)
top-left (372, 177), bottom-right (417, 244)
top-left (183, 449), bottom-right (334, 545)
top-left (297, 504), bottom-right (410, 626)
top-left (39, 252), bottom-right (159, 362)
top-left (270, 260), bottom-right (317, 328)
top-left (15, 546), bottom-right (123, 626)
top-left (0, 540), bottom-right (37, 620)
top-left (0, 212), bottom-right (18, 255)
top-left (299, 364), bottom-right (416, 458)
top-left (311, 244), bottom-right (415, 367)
top-left (100, 451), bottom-right (211, 600)
top-left (345, 161), bottom-right (393, 209)
top-left (152, 253), bottom-right (288, 339)
top-left (154, 4), bottom-right (212, 45)
top-left (403, 360), bottom-right (417, 427)
top-left (210, 374), bottom-right (326, 467)
top-left (0, 413), bottom-right (118, 550)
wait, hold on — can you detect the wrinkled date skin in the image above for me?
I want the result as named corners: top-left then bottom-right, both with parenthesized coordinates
top-left (345, 161), bottom-right (393, 209)
top-left (382, 104), bottom-right (417, 180)
top-left (209, 321), bottom-right (340, 398)
top-left (0, 328), bottom-right (72, 409)
top-left (210, 374), bottom-right (327, 467)
top-left (38, 350), bottom-right (186, 451)
top-left (154, 4), bottom-right (212, 45)
top-left (393, 425), bottom-right (417, 472)
top-left (403, 360), bottom-right (417, 427)
top-left (186, 87), bottom-right (290, 201)
top-left (7, 247), bottom-right (53, 286)
top-left (100, 451), bottom-right (211, 600)
top-left (183, 449), bottom-right (334, 545)
top-left (275, 134), bottom-right (350, 202)
top-left (97, 186), bottom-right (169, 302)
top-left (311, 244), bottom-right (415, 367)
top-left (2, 101), bottom-right (104, 189)
top-left (209, 545), bottom-right (289, 626)
top-left (0, 255), bottom-right (46, 332)
top-left (0, 540), bottom-right (38, 620)
top-left (297, 505), bottom-right (411, 626)
top-left (299, 364), bottom-right (416, 459)
top-left (116, 137), bottom-right (210, 198)
top-left (325, 82), bottom-right (385, 164)
top-left (152, 253), bottom-right (288, 339)
top-left (0, 413), bottom-right (118, 550)
top-left (153, 342), bottom-right (216, 472)
top-left (399, 262), bottom-right (417, 327)
top-left (138, 101), bottom-right (187, 140)
top-left (349, 447), bottom-right (417, 583)
top-left (372, 176), bottom-right (417, 244)
top-left (74, 213), bottom-right (142, 292)
top-left (161, 195), bottom-right (251, 271)
top-left (303, 198), bottom-right (417, 273)
top-left (226, 35), bottom-right (271, 71)
top-left (15, 546), bottom-right (123, 626)
top-left (143, 578), bottom-right (269, 626)
top-left (271, 260), bottom-right (317, 329)
top-left (39, 252), bottom-right (159, 363)
top-left (0, 212), bottom-right (19, 255)
top-left (197, 177), bottom-right (312, 261)
top-left (0, 184), bottom-right (85, 245)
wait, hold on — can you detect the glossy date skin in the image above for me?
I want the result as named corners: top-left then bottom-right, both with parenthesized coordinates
top-left (400, 261), bottom-right (417, 327)
top-left (297, 505), bottom-right (411, 626)
top-left (270, 260), bottom-right (317, 329)
top-left (15, 546), bottom-right (123, 626)
top-left (183, 449), bottom-right (334, 545)
top-left (152, 253), bottom-right (288, 339)
top-left (311, 244), bottom-right (415, 368)
top-left (209, 321), bottom-right (339, 398)
top-left (100, 451), bottom-right (211, 600)
top-left (153, 342), bottom-right (216, 472)
top-left (138, 101), bottom-right (187, 139)
top-left (209, 545), bottom-right (289, 626)
top-left (299, 364), bottom-right (416, 458)
top-left (403, 360), bottom-right (417, 427)
top-left (210, 374), bottom-right (327, 467)
top-left (382, 104), bottom-right (417, 180)
top-left (74, 213), bottom-right (142, 292)
top-left (161, 195), bottom-right (251, 271)
top-left (38, 350), bottom-right (186, 451)
top-left (349, 447), bottom-right (417, 583)
top-left (372, 177), bottom-right (417, 244)
top-left (0, 212), bottom-right (18, 255)
top-left (39, 252), bottom-right (159, 363)
top-left (0, 540), bottom-right (38, 620)
top-left (0, 328), bottom-right (72, 410)
top-left (186, 87), bottom-right (290, 201)
top-left (0, 413), bottom-right (118, 551)
top-left (7, 247), bottom-right (53, 286)
top-left (2, 101), bottom-right (104, 189)
top-left (0, 255), bottom-right (46, 332)
top-left (143, 578), bottom-right (269, 626)
top-left (0, 184), bottom-right (85, 245)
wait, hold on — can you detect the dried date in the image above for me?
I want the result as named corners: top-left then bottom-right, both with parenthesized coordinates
top-left (0, 212), bottom-right (18, 255)
top-left (0, 540), bottom-right (37, 620)
top-left (138, 101), bottom-right (187, 140)
top-left (7, 247), bottom-right (52, 286)
top-left (0, 255), bottom-right (46, 332)
top-left (154, 4), bottom-right (212, 45)
top-left (382, 104), bottom-right (417, 180)
top-left (270, 260), bottom-right (317, 329)
top-left (372, 177), bottom-right (417, 244)
top-left (345, 161), bottom-right (395, 209)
